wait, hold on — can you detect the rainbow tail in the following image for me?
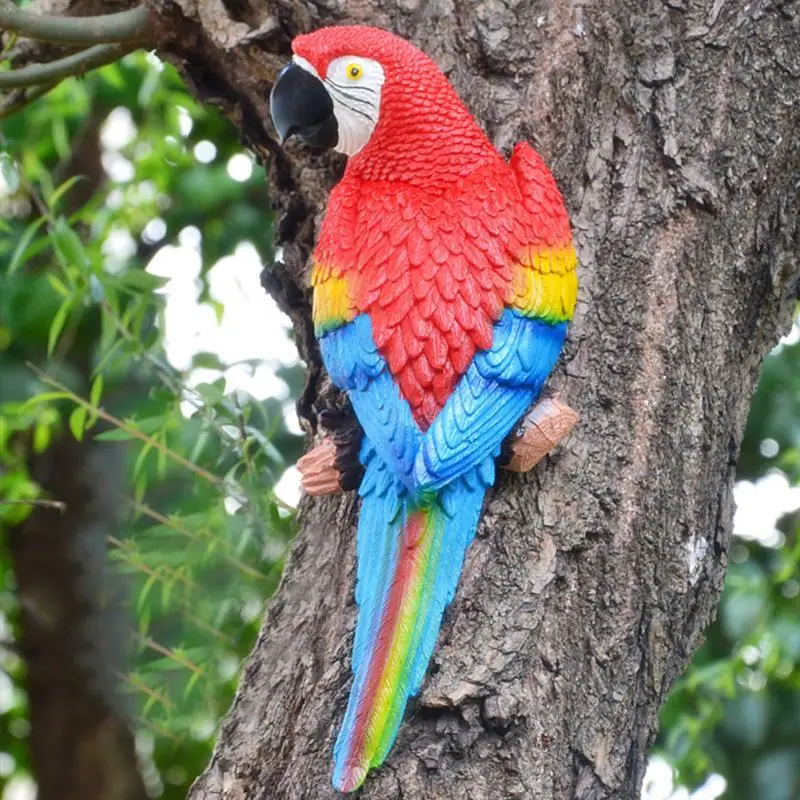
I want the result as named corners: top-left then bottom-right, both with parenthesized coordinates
top-left (332, 443), bottom-right (488, 792)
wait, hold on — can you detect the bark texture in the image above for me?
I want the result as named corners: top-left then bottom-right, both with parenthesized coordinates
top-left (15, 0), bottom-right (800, 798)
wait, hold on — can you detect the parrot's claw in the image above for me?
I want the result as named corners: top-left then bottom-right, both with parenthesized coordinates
top-left (502, 393), bottom-right (578, 473)
top-left (298, 403), bottom-right (365, 496)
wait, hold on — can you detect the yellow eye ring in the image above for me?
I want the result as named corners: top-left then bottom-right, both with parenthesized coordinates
top-left (346, 63), bottom-right (363, 80)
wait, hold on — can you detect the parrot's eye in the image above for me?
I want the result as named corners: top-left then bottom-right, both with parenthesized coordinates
top-left (318, 55), bottom-right (385, 157)
top-left (346, 63), bottom-right (363, 80)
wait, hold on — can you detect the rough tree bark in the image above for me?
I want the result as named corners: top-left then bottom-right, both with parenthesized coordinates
top-left (11, 0), bottom-right (800, 798)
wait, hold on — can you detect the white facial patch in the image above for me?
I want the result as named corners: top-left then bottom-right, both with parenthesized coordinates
top-left (294, 54), bottom-right (385, 157)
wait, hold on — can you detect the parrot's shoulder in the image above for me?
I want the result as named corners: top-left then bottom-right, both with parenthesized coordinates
top-left (508, 142), bottom-right (573, 246)
top-left (508, 141), bottom-right (561, 197)
top-left (504, 142), bottom-right (577, 324)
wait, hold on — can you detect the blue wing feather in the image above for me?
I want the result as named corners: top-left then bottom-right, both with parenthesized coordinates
top-left (320, 314), bottom-right (421, 492)
top-left (414, 310), bottom-right (567, 492)
top-left (322, 304), bottom-right (569, 791)
top-left (319, 315), bottom-right (425, 677)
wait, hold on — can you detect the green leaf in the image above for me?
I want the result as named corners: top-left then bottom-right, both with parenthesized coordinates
top-left (183, 669), bottom-right (204, 700)
top-left (95, 427), bottom-right (138, 442)
top-left (141, 690), bottom-right (159, 718)
top-left (33, 419), bottom-right (52, 454)
top-left (0, 416), bottom-right (9, 456)
top-left (99, 62), bottom-right (126, 90)
top-left (50, 217), bottom-right (88, 272)
top-left (117, 270), bottom-right (170, 292)
top-left (47, 296), bottom-right (74, 356)
top-left (138, 571), bottom-right (160, 614)
top-left (195, 381), bottom-right (224, 406)
top-left (46, 273), bottom-right (71, 298)
top-left (69, 406), bottom-right (88, 441)
top-left (191, 352), bottom-right (225, 371)
top-left (8, 216), bottom-right (47, 275)
top-left (93, 336), bottom-right (127, 377)
top-left (156, 434), bottom-right (168, 478)
top-left (134, 439), bottom-right (155, 477)
top-left (22, 391), bottom-right (70, 409)
top-left (51, 115), bottom-right (70, 161)
top-left (47, 175), bottom-right (86, 211)
top-left (90, 374), bottom-right (104, 409)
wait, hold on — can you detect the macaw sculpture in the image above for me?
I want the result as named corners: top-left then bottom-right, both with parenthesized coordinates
top-left (270, 26), bottom-right (579, 793)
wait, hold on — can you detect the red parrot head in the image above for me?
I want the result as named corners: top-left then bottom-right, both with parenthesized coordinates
top-left (270, 26), bottom-right (491, 175)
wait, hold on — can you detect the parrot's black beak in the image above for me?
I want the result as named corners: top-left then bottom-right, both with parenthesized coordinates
top-left (270, 62), bottom-right (338, 150)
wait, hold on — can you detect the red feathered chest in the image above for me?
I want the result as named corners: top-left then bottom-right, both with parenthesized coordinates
top-left (313, 160), bottom-right (533, 431)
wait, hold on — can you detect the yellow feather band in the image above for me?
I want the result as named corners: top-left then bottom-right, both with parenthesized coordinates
top-left (312, 246), bottom-right (578, 337)
top-left (312, 265), bottom-right (356, 335)
top-left (507, 246), bottom-right (578, 323)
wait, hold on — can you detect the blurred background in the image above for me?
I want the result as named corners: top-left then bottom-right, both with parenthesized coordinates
top-left (0, 51), bottom-right (797, 800)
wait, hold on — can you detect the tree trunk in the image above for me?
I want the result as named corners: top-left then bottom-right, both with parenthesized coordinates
top-left (3, 96), bottom-right (148, 800)
top-left (20, 0), bottom-right (800, 797)
top-left (140, 2), bottom-right (800, 799)
top-left (10, 437), bottom-right (148, 800)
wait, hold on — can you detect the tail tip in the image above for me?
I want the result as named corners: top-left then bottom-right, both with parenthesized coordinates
top-left (333, 762), bottom-right (368, 794)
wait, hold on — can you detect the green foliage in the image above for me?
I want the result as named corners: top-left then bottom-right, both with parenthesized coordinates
top-left (1, 52), bottom-right (301, 798)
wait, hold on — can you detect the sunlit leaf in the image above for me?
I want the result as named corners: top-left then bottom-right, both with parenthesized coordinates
top-left (47, 175), bottom-right (87, 212)
top-left (69, 406), bottom-right (88, 442)
top-left (8, 216), bottom-right (47, 275)
top-left (47, 297), bottom-right (74, 356)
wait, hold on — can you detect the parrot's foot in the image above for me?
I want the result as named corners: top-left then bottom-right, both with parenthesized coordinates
top-left (297, 439), bottom-right (342, 495)
top-left (297, 405), bottom-right (364, 496)
top-left (502, 393), bottom-right (578, 473)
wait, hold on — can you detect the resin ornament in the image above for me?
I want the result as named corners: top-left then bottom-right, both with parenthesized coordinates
top-left (271, 26), bottom-right (579, 793)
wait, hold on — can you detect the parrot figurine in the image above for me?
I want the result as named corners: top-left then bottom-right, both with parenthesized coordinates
top-left (270, 26), bottom-right (578, 793)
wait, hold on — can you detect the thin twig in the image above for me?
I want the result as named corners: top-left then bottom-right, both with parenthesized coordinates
top-left (0, 42), bottom-right (134, 89)
top-left (106, 534), bottom-right (234, 643)
top-left (96, 305), bottom-right (259, 511)
top-left (0, 4), bottom-right (149, 46)
top-left (124, 496), bottom-right (269, 582)
top-left (0, 81), bottom-right (55, 120)
top-left (26, 362), bottom-right (228, 491)
top-left (100, 299), bottom-right (253, 452)
top-left (117, 670), bottom-right (175, 711)
top-left (97, 301), bottom-right (292, 521)
top-left (136, 714), bottom-right (182, 743)
top-left (139, 635), bottom-right (204, 676)
top-left (0, 498), bottom-right (66, 511)
top-left (100, 299), bottom-right (187, 399)
top-left (107, 534), bottom-right (195, 590)
top-left (183, 611), bottom-right (234, 645)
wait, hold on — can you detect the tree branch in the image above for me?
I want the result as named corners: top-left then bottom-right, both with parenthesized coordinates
top-left (0, 498), bottom-right (67, 511)
top-left (0, 42), bottom-right (133, 88)
top-left (0, 81), bottom-right (55, 120)
top-left (0, 3), bottom-right (149, 46)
